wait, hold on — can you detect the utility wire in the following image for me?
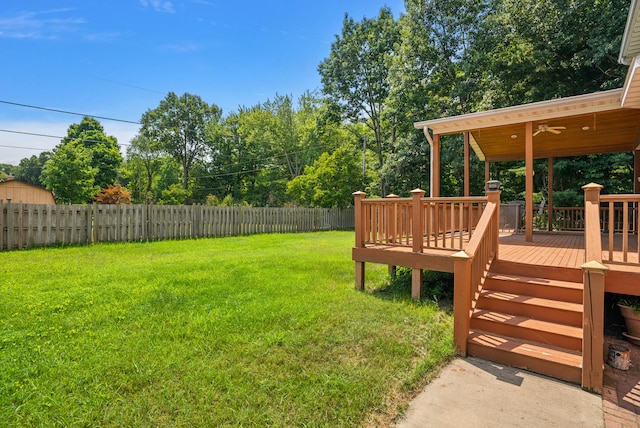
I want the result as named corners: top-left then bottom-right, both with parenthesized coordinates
top-left (0, 100), bottom-right (141, 124)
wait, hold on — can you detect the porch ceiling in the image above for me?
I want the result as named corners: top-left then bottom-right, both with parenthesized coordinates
top-left (414, 89), bottom-right (640, 162)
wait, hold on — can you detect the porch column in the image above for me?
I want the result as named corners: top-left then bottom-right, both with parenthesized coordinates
top-left (525, 122), bottom-right (533, 241)
top-left (484, 161), bottom-right (490, 192)
top-left (353, 191), bottom-right (366, 290)
top-left (464, 132), bottom-right (470, 197)
top-left (548, 157), bottom-right (554, 232)
top-left (432, 134), bottom-right (441, 197)
top-left (635, 149), bottom-right (640, 194)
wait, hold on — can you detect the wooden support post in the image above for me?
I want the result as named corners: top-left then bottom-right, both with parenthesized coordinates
top-left (582, 183), bottom-right (603, 263)
top-left (485, 161), bottom-right (490, 192)
top-left (548, 158), bottom-right (554, 232)
top-left (353, 191), bottom-right (367, 290)
top-left (525, 122), bottom-right (533, 242)
top-left (487, 186), bottom-right (501, 260)
top-left (635, 149), bottom-right (640, 194)
top-left (386, 193), bottom-right (399, 276)
top-left (464, 132), bottom-right (470, 197)
top-left (433, 134), bottom-right (441, 197)
top-left (452, 250), bottom-right (472, 355)
top-left (411, 188), bottom-right (425, 253)
top-left (412, 268), bottom-right (423, 300)
top-left (581, 261), bottom-right (607, 394)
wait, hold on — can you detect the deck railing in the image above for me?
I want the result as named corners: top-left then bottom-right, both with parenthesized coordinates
top-left (356, 191), bottom-right (487, 252)
top-left (533, 205), bottom-right (638, 233)
top-left (452, 190), bottom-right (501, 355)
top-left (600, 195), bottom-right (640, 264)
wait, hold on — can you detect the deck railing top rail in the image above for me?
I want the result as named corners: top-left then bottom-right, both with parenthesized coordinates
top-left (354, 192), bottom-right (489, 252)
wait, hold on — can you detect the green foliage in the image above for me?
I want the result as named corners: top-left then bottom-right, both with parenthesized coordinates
top-left (141, 92), bottom-right (222, 191)
top-left (287, 146), bottom-right (362, 208)
top-left (13, 152), bottom-right (50, 187)
top-left (0, 232), bottom-right (454, 426)
top-left (159, 183), bottom-right (191, 205)
top-left (319, 7), bottom-right (401, 195)
top-left (64, 116), bottom-right (122, 189)
top-left (41, 141), bottom-right (99, 204)
top-left (386, 268), bottom-right (454, 303)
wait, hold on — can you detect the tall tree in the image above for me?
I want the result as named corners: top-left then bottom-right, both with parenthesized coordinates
top-left (13, 152), bottom-right (50, 187)
top-left (63, 116), bottom-right (122, 189)
top-left (318, 7), bottom-right (400, 196)
top-left (141, 92), bottom-right (222, 195)
top-left (125, 134), bottom-right (163, 202)
top-left (41, 141), bottom-right (98, 204)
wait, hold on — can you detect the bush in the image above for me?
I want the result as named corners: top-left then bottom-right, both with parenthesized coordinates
top-left (388, 268), bottom-right (454, 302)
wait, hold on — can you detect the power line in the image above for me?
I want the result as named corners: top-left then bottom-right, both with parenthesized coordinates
top-left (0, 100), bottom-right (141, 125)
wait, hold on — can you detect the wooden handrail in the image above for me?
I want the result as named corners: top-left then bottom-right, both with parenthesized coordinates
top-left (599, 194), bottom-right (640, 264)
top-left (452, 191), bottom-right (500, 355)
top-left (358, 195), bottom-right (488, 251)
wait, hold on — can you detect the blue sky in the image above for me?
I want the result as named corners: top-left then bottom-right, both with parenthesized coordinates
top-left (1, 0), bottom-right (405, 165)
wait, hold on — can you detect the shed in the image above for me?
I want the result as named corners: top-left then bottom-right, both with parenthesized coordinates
top-left (0, 178), bottom-right (55, 204)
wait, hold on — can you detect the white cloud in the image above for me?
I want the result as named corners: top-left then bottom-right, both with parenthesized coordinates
top-left (140, 0), bottom-right (175, 14)
top-left (0, 9), bottom-right (85, 40)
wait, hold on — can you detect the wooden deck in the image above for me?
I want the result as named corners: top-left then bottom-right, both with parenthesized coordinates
top-left (499, 232), bottom-right (639, 267)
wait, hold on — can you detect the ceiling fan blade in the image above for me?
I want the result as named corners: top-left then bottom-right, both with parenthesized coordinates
top-left (533, 129), bottom-right (542, 136)
top-left (547, 129), bottom-right (562, 134)
top-left (552, 126), bottom-right (567, 130)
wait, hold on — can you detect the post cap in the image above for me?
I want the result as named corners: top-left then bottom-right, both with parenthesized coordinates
top-left (410, 188), bottom-right (426, 195)
top-left (486, 180), bottom-right (501, 192)
top-left (352, 191), bottom-right (367, 197)
top-left (385, 194), bottom-right (399, 198)
top-left (580, 260), bottom-right (609, 271)
top-left (581, 182), bottom-right (603, 191)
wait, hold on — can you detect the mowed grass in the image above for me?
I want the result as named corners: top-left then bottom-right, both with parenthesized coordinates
top-left (0, 231), bottom-right (454, 427)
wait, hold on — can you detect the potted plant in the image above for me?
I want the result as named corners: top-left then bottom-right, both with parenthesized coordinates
top-left (618, 297), bottom-right (640, 345)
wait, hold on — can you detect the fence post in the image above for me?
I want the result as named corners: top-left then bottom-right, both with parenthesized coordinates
top-left (6, 199), bottom-right (12, 250)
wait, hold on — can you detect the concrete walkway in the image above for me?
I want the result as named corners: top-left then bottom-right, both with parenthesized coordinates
top-left (395, 357), bottom-right (604, 428)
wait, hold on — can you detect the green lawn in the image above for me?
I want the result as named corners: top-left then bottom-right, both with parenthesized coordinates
top-left (0, 232), bottom-right (454, 427)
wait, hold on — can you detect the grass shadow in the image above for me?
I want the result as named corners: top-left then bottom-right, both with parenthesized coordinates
top-left (370, 267), bottom-right (454, 312)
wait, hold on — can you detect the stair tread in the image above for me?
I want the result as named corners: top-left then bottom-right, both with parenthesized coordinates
top-left (480, 290), bottom-right (583, 313)
top-left (486, 273), bottom-right (582, 289)
top-left (472, 309), bottom-right (582, 338)
top-left (468, 330), bottom-right (582, 367)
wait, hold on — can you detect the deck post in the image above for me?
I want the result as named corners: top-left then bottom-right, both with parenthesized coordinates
top-left (386, 194), bottom-right (399, 276)
top-left (410, 189), bottom-right (425, 253)
top-left (525, 121), bottom-right (534, 242)
top-left (410, 189), bottom-right (425, 300)
top-left (486, 182), bottom-right (501, 260)
top-left (452, 250), bottom-right (472, 355)
top-left (582, 183), bottom-right (603, 263)
top-left (353, 191), bottom-right (367, 290)
top-left (581, 261), bottom-right (607, 394)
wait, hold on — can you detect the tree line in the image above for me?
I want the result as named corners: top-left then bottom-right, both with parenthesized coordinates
top-left (4, 0), bottom-right (633, 207)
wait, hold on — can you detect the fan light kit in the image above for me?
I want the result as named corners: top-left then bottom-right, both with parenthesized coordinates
top-left (533, 124), bottom-right (566, 136)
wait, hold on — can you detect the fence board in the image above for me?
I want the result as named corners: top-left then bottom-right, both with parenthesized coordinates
top-left (0, 204), bottom-right (354, 251)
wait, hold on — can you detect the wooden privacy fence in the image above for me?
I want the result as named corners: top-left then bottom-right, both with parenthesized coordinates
top-left (0, 201), bottom-right (354, 251)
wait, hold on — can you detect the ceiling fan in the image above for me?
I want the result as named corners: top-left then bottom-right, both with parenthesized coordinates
top-left (533, 124), bottom-right (566, 136)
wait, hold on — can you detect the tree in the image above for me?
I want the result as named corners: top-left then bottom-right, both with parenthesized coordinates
top-left (124, 134), bottom-right (163, 202)
top-left (286, 146), bottom-right (362, 208)
top-left (94, 184), bottom-right (132, 204)
top-left (141, 92), bottom-right (222, 196)
top-left (63, 117), bottom-right (122, 189)
top-left (13, 152), bottom-right (50, 186)
top-left (41, 141), bottom-right (98, 204)
top-left (318, 7), bottom-right (400, 196)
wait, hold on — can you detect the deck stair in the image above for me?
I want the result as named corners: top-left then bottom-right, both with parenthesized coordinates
top-left (467, 261), bottom-right (584, 384)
